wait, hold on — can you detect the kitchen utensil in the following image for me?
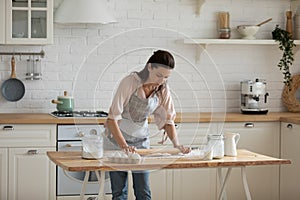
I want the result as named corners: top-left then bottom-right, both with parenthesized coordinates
top-left (237, 25), bottom-right (260, 39)
top-left (286, 11), bottom-right (292, 35)
top-left (218, 12), bottom-right (230, 29)
top-left (26, 56), bottom-right (34, 80)
top-left (224, 132), bottom-right (240, 157)
top-left (136, 148), bottom-right (181, 156)
top-left (51, 91), bottom-right (74, 112)
top-left (256, 18), bottom-right (272, 26)
top-left (1, 56), bottom-right (25, 102)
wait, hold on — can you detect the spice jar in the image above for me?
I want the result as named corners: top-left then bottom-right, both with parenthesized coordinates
top-left (219, 28), bottom-right (231, 39)
top-left (207, 134), bottom-right (224, 159)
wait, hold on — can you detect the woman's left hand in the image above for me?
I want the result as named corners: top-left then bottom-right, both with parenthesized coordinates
top-left (175, 145), bottom-right (191, 154)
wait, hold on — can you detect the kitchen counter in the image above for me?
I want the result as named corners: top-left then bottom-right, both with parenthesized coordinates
top-left (0, 112), bottom-right (299, 124)
top-left (173, 112), bottom-right (300, 123)
top-left (0, 113), bottom-right (106, 124)
top-left (279, 116), bottom-right (300, 124)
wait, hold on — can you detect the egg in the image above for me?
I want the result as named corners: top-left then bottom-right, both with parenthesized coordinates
top-left (130, 153), bottom-right (141, 160)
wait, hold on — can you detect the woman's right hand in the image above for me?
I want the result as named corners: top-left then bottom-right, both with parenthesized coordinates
top-left (121, 145), bottom-right (136, 154)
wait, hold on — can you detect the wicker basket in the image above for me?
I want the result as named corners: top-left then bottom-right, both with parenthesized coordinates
top-left (282, 74), bottom-right (300, 112)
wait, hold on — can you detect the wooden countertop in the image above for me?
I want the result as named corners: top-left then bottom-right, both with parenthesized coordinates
top-left (280, 116), bottom-right (300, 124)
top-left (47, 149), bottom-right (291, 172)
top-left (173, 112), bottom-right (300, 123)
top-left (0, 113), bottom-right (107, 124)
top-left (0, 112), bottom-right (299, 124)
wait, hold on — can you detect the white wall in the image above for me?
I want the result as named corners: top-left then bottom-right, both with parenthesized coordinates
top-left (0, 0), bottom-right (298, 113)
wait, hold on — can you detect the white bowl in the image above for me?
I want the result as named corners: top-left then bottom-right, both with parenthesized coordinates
top-left (237, 25), bottom-right (260, 39)
top-left (12, 32), bottom-right (25, 38)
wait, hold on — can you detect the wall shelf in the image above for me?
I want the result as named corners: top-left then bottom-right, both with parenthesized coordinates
top-left (183, 38), bottom-right (300, 46)
top-left (182, 38), bottom-right (300, 61)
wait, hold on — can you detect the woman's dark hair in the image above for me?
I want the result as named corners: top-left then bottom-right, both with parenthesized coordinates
top-left (137, 50), bottom-right (175, 82)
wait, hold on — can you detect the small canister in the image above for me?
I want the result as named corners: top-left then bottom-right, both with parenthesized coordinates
top-left (207, 134), bottom-right (224, 159)
top-left (219, 28), bottom-right (231, 39)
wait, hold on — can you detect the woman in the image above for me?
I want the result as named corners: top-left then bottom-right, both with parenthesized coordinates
top-left (105, 50), bottom-right (190, 200)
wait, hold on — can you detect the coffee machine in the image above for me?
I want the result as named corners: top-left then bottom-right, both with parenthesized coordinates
top-left (240, 78), bottom-right (269, 114)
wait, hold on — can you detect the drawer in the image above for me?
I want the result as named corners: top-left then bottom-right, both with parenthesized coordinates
top-left (0, 124), bottom-right (56, 147)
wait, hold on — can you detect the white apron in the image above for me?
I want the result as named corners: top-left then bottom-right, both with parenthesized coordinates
top-left (104, 90), bottom-right (159, 149)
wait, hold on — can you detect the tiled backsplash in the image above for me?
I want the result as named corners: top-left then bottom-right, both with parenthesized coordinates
top-left (0, 0), bottom-right (298, 113)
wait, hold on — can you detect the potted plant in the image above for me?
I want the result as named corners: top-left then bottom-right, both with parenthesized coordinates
top-left (272, 25), bottom-right (300, 112)
top-left (272, 25), bottom-right (296, 87)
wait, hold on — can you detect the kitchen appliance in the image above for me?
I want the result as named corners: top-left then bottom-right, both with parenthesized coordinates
top-left (57, 124), bottom-right (111, 199)
top-left (240, 78), bottom-right (269, 114)
top-left (51, 110), bottom-right (108, 118)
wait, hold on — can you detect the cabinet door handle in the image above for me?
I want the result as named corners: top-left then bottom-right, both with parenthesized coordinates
top-left (27, 150), bottom-right (38, 155)
top-left (64, 144), bottom-right (82, 148)
top-left (244, 123), bottom-right (254, 128)
top-left (287, 124), bottom-right (293, 129)
top-left (77, 131), bottom-right (85, 137)
top-left (2, 125), bottom-right (14, 130)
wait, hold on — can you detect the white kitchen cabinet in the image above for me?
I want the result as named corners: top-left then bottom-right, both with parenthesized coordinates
top-left (0, 0), bottom-right (5, 44)
top-left (220, 122), bottom-right (280, 200)
top-left (8, 147), bottom-right (55, 200)
top-left (280, 122), bottom-right (300, 200)
top-left (2, 0), bottom-right (53, 45)
top-left (148, 122), bottom-right (280, 200)
top-left (149, 169), bottom-right (173, 200)
top-left (149, 122), bottom-right (218, 148)
top-left (0, 148), bottom-right (8, 200)
top-left (172, 123), bottom-right (218, 200)
top-left (0, 124), bottom-right (56, 200)
top-left (148, 124), bottom-right (173, 199)
top-left (149, 123), bottom-right (218, 200)
top-left (0, 124), bottom-right (56, 147)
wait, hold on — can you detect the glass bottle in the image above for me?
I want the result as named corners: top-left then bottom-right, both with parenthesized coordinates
top-left (26, 56), bottom-right (34, 80)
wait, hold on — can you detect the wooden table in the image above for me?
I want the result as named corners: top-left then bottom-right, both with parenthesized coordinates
top-left (47, 149), bottom-right (291, 200)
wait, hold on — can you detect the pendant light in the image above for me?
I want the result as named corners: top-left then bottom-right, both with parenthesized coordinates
top-left (54, 0), bottom-right (117, 24)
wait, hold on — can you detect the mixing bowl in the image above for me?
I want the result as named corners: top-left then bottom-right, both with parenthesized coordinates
top-left (237, 25), bottom-right (260, 39)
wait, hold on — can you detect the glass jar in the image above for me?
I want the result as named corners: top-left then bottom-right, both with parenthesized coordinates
top-left (219, 28), bottom-right (231, 39)
top-left (82, 134), bottom-right (103, 159)
top-left (207, 134), bottom-right (224, 159)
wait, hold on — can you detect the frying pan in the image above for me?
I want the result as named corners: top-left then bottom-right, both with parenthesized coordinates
top-left (1, 56), bottom-right (25, 101)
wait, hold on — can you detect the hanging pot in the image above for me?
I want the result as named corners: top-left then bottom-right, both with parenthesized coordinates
top-left (51, 91), bottom-right (74, 112)
top-left (1, 56), bottom-right (25, 102)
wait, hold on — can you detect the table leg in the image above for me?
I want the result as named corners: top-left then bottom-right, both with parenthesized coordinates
top-left (217, 167), bottom-right (232, 200)
top-left (217, 168), bottom-right (227, 200)
top-left (241, 167), bottom-right (252, 200)
top-left (80, 171), bottom-right (90, 200)
top-left (95, 171), bottom-right (107, 200)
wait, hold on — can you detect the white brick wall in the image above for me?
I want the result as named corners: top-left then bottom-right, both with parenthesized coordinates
top-left (0, 0), bottom-right (298, 113)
